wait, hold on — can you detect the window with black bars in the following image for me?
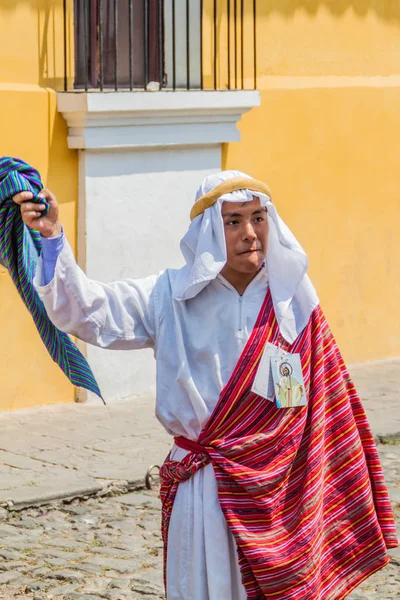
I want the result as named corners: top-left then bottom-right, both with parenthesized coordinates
top-left (68, 0), bottom-right (257, 92)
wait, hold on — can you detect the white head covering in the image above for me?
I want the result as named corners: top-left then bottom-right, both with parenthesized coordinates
top-left (172, 170), bottom-right (319, 344)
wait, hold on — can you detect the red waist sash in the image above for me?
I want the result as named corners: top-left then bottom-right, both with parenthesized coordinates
top-left (174, 435), bottom-right (209, 456)
top-left (159, 289), bottom-right (398, 599)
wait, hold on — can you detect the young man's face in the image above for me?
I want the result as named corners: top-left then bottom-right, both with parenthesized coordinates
top-left (221, 197), bottom-right (269, 275)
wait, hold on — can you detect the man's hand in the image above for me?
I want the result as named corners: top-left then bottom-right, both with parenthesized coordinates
top-left (12, 188), bottom-right (62, 238)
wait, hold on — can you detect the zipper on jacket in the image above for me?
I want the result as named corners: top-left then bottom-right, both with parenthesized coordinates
top-left (238, 296), bottom-right (244, 332)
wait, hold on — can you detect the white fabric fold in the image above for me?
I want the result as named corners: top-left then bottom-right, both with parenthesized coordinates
top-left (172, 170), bottom-right (319, 344)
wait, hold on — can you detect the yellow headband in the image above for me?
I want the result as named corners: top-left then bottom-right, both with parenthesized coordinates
top-left (190, 177), bottom-right (272, 221)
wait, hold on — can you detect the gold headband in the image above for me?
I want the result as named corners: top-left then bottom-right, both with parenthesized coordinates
top-left (190, 177), bottom-right (272, 221)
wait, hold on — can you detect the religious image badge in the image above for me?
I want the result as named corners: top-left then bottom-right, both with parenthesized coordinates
top-left (271, 354), bottom-right (307, 408)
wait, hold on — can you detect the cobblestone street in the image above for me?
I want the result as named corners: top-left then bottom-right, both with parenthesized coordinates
top-left (0, 443), bottom-right (398, 600)
top-left (0, 488), bottom-right (164, 600)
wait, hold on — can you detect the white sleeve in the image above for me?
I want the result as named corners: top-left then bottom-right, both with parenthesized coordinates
top-left (33, 237), bottom-right (158, 350)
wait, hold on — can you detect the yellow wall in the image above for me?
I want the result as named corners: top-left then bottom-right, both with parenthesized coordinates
top-left (1, 1), bottom-right (399, 411)
top-left (0, 0), bottom-right (77, 410)
top-left (223, 2), bottom-right (400, 362)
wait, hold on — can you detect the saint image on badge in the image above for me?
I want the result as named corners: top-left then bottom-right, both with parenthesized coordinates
top-left (272, 356), bottom-right (307, 408)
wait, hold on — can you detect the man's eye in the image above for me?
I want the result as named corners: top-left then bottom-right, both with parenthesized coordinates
top-left (225, 220), bottom-right (239, 226)
top-left (254, 216), bottom-right (265, 222)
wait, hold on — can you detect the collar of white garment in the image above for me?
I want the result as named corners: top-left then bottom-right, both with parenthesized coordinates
top-left (172, 170), bottom-right (319, 344)
top-left (216, 261), bottom-right (268, 294)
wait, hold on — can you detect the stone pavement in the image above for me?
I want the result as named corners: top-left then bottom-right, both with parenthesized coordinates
top-left (0, 357), bottom-right (399, 599)
top-left (0, 489), bottom-right (165, 600)
top-left (346, 358), bottom-right (400, 440)
top-left (0, 358), bottom-right (399, 510)
top-left (0, 456), bottom-right (398, 600)
top-left (0, 393), bottom-right (170, 510)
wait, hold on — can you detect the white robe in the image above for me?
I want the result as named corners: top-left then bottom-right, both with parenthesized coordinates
top-left (34, 238), bottom-right (269, 600)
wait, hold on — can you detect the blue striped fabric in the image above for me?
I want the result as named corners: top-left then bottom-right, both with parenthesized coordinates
top-left (0, 157), bottom-right (103, 402)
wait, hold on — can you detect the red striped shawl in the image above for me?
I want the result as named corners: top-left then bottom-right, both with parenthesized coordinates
top-left (159, 290), bottom-right (398, 599)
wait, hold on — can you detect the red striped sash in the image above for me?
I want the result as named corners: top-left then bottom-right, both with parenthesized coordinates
top-left (159, 289), bottom-right (398, 598)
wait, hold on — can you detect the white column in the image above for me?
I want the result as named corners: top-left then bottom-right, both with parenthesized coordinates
top-left (58, 91), bottom-right (259, 402)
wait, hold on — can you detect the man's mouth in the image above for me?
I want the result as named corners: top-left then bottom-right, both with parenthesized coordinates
top-left (238, 248), bottom-right (261, 255)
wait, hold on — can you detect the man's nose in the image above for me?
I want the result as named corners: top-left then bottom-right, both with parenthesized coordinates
top-left (242, 222), bottom-right (256, 241)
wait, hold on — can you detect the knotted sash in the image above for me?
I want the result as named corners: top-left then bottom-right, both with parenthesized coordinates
top-left (0, 157), bottom-right (103, 401)
top-left (160, 289), bottom-right (398, 599)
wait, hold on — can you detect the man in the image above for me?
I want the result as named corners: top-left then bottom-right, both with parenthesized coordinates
top-left (13, 170), bottom-right (397, 599)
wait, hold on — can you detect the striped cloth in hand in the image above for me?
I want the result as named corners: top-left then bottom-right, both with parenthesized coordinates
top-left (0, 157), bottom-right (103, 402)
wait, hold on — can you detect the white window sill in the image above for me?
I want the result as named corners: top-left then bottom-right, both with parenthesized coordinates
top-left (57, 90), bottom-right (260, 150)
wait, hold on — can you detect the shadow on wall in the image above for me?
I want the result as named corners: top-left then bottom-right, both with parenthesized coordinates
top-left (201, 0), bottom-right (400, 87)
top-left (1, 0), bottom-right (400, 19)
top-left (1, 0), bottom-right (70, 90)
top-left (256, 1), bottom-right (400, 22)
top-left (0, 0), bottom-right (70, 89)
top-left (199, 0), bottom-right (400, 24)
top-left (37, 0), bottom-right (71, 91)
top-left (2, 0), bottom-right (400, 93)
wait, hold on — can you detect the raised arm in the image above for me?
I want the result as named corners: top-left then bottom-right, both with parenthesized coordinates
top-left (13, 189), bottom-right (158, 350)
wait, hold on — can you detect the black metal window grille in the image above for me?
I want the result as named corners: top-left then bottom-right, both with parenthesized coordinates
top-left (65, 0), bottom-right (257, 91)
top-left (74, 0), bottom-right (162, 89)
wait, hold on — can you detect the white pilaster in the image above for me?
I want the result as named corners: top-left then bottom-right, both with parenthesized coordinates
top-left (58, 90), bottom-right (259, 402)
